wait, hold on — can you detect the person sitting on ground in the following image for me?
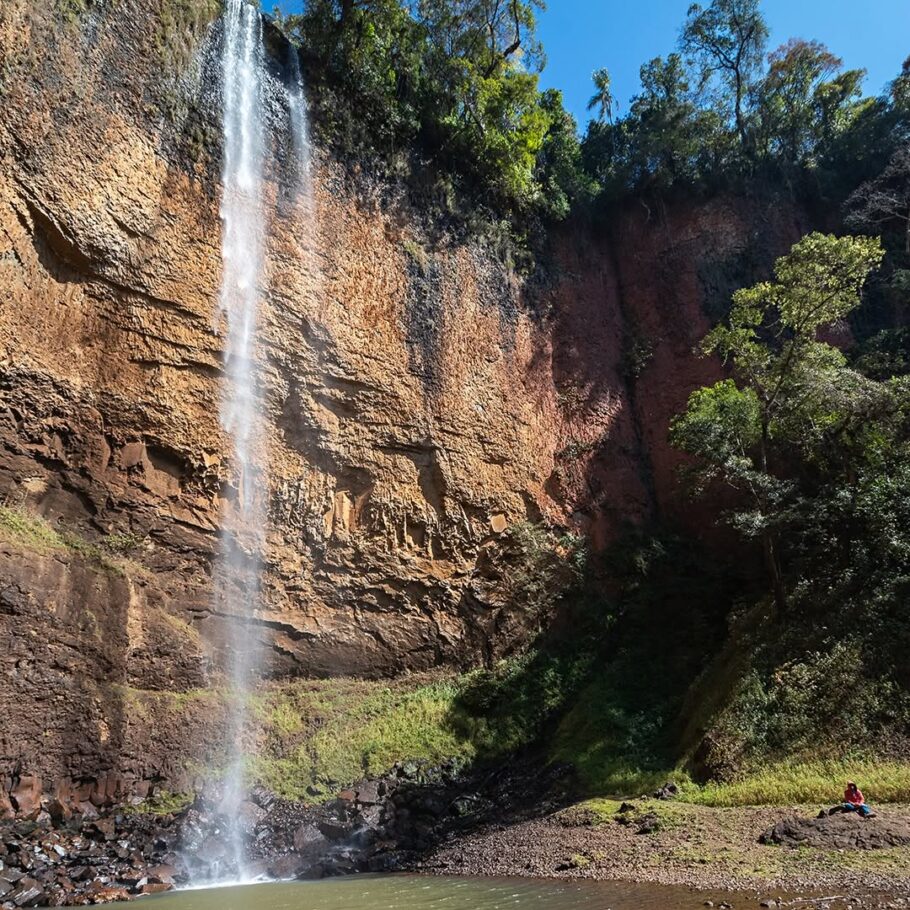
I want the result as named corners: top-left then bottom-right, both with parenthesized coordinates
top-left (838, 781), bottom-right (876, 818)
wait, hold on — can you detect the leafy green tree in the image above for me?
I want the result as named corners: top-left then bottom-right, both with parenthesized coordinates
top-left (625, 53), bottom-right (728, 189)
top-left (535, 89), bottom-right (596, 219)
top-left (280, 0), bottom-right (583, 224)
top-left (671, 232), bottom-right (885, 611)
top-left (680, 0), bottom-right (769, 151)
top-left (417, 0), bottom-right (545, 77)
top-left (753, 39), bottom-right (864, 166)
top-left (416, 0), bottom-right (554, 210)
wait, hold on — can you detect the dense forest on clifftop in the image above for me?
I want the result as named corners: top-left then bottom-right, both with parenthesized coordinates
top-left (274, 0), bottom-right (909, 252)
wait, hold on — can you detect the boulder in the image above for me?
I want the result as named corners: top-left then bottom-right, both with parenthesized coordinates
top-left (194, 835), bottom-right (228, 866)
top-left (86, 818), bottom-right (116, 842)
top-left (636, 812), bottom-right (661, 834)
top-left (293, 824), bottom-right (329, 859)
top-left (146, 864), bottom-right (177, 885)
top-left (760, 813), bottom-right (910, 850)
top-left (268, 852), bottom-right (304, 880)
top-left (236, 801), bottom-right (267, 835)
top-left (76, 803), bottom-right (99, 821)
top-left (317, 819), bottom-right (352, 842)
top-left (9, 876), bottom-right (44, 908)
top-left (354, 782), bottom-right (381, 806)
top-left (43, 800), bottom-right (71, 825)
top-left (9, 779), bottom-right (42, 821)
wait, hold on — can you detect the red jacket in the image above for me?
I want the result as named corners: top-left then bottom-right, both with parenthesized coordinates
top-left (845, 787), bottom-right (865, 805)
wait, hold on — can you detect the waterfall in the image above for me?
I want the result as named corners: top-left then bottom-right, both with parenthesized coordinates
top-left (206, 0), bottom-right (314, 881)
top-left (216, 0), bottom-right (267, 879)
top-left (287, 45), bottom-right (312, 198)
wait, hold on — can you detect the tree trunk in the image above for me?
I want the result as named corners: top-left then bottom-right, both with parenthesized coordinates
top-left (759, 424), bottom-right (786, 613)
top-left (762, 531), bottom-right (787, 615)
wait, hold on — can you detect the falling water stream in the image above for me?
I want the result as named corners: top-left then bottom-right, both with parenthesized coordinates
top-left (286, 46), bottom-right (311, 198)
top-left (216, 0), bottom-right (268, 878)
top-left (212, 0), bottom-right (318, 881)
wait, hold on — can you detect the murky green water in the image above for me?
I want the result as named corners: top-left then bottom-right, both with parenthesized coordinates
top-left (148, 875), bottom-right (738, 910)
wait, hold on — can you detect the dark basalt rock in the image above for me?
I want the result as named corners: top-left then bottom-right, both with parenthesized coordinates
top-left (0, 757), bottom-right (575, 906)
top-left (760, 813), bottom-right (910, 849)
top-left (653, 781), bottom-right (679, 801)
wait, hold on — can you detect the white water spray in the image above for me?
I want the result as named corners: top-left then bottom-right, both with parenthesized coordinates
top-left (287, 47), bottom-right (311, 197)
top-left (216, 0), bottom-right (267, 878)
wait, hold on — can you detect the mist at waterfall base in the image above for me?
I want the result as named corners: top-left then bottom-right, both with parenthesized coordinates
top-left (206, 0), bottom-right (312, 882)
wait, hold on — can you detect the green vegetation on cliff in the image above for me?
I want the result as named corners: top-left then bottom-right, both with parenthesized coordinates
top-left (275, 0), bottom-right (593, 241)
top-left (0, 505), bottom-right (142, 572)
top-left (581, 0), bottom-right (909, 204)
top-left (670, 232), bottom-right (910, 780)
top-left (274, 0), bottom-right (908, 243)
top-left (249, 642), bottom-right (592, 799)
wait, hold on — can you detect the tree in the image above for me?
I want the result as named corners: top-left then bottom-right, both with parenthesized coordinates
top-left (671, 233), bottom-right (885, 611)
top-left (846, 146), bottom-right (910, 255)
top-left (754, 39), bottom-right (854, 165)
top-left (625, 53), bottom-right (725, 188)
top-left (417, 0), bottom-right (545, 79)
top-left (535, 89), bottom-right (596, 219)
top-left (587, 67), bottom-right (615, 123)
top-left (681, 0), bottom-right (769, 151)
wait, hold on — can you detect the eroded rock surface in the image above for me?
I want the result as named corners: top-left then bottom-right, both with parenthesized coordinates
top-left (0, 0), bottom-right (810, 799)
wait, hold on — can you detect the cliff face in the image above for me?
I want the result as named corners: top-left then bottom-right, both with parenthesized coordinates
top-left (548, 196), bottom-right (812, 549)
top-left (0, 0), bottom-right (808, 803)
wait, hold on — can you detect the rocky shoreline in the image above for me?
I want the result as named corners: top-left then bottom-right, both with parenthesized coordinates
top-left (3, 764), bottom-right (910, 909)
top-left (0, 757), bottom-right (515, 906)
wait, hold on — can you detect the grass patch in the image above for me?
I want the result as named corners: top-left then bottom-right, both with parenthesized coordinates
top-left (0, 505), bottom-right (148, 575)
top-left (123, 790), bottom-right (193, 816)
top-left (556, 760), bottom-right (910, 807)
top-left (247, 647), bottom-right (601, 801)
top-left (682, 759), bottom-right (910, 807)
top-left (249, 677), bottom-right (475, 800)
top-left (0, 505), bottom-right (67, 552)
top-left (571, 798), bottom-right (624, 823)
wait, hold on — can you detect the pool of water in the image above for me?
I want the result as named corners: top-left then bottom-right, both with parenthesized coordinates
top-left (146, 875), bottom-right (742, 910)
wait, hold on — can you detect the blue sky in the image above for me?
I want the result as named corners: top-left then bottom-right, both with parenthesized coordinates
top-left (275, 0), bottom-right (909, 128)
top-left (537, 0), bottom-right (909, 126)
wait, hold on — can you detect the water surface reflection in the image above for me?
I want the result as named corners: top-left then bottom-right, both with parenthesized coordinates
top-left (149, 874), bottom-right (743, 910)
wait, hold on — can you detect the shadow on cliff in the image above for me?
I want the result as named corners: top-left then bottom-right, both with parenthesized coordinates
top-left (354, 532), bottom-right (756, 872)
top-left (382, 531), bottom-right (756, 860)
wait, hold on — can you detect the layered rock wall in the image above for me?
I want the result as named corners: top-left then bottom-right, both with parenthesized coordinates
top-left (0, 0), bottom-right (810, 801)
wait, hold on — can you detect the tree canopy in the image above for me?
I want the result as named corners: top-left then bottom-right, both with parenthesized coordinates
top-left (275, 0), bottom-right (910, 253)
top-left (579, 0), bottom-right (909, 203)
top-left (671, 232), bottom-right (893, 611)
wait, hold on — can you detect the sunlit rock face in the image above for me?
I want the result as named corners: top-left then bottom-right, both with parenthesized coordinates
top-left (0, 0), bottom-right (807, 800)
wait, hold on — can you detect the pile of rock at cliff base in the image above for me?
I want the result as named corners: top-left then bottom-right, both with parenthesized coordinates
top-left (0, 756), bottom-right (545, 906)
top-left (0, 813), bottom-right (179, 907)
